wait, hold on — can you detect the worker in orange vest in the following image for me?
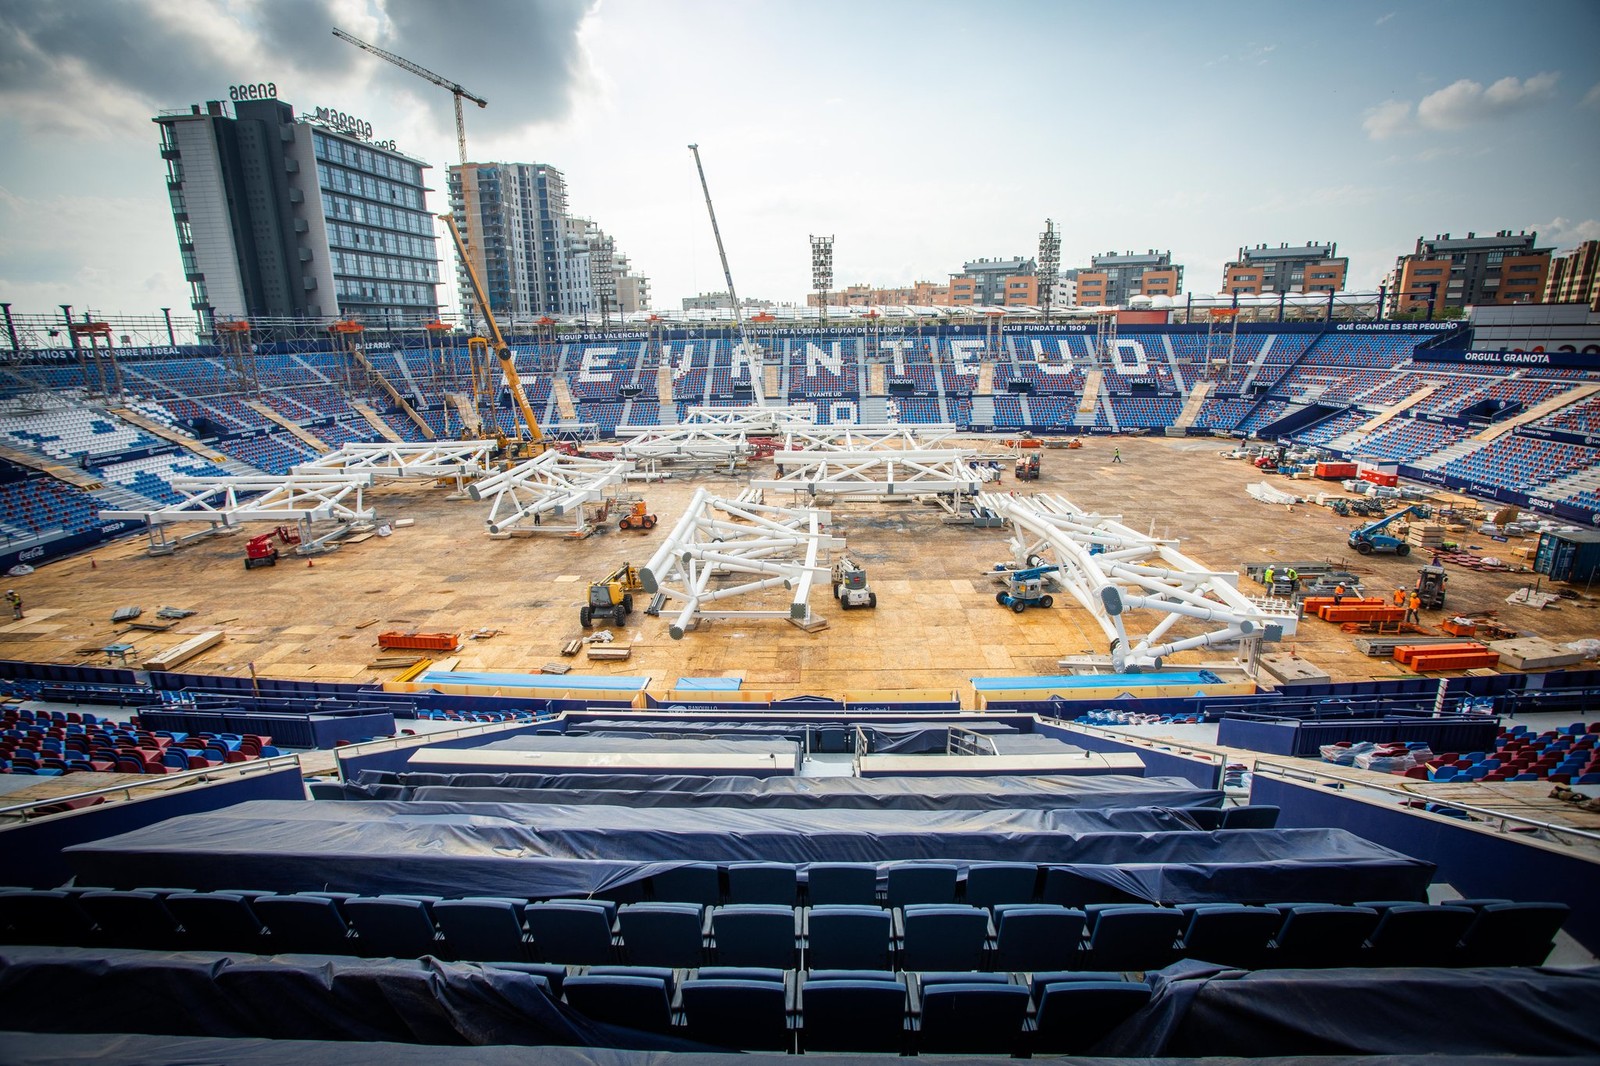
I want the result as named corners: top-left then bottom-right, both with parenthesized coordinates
top-left (1393, 587), bottom-right (1406, 607)
top-left (1406, 591), bottom-right (1421, 624)
top-left (1333, 583), bottom-right (1346, 607)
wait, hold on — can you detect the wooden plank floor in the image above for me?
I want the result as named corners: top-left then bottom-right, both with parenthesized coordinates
top-left (3, 435), bottom-right (1595, 703)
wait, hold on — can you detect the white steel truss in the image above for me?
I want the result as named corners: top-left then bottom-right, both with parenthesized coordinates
top-left (292, 440), bottom-right (496, 483)
top-left (100, 474), bottom-right (377, 555)
top-left (978, 491), bottom-right (1299, 671)
top-left (640, 488), bottom-right (843, 639)
top-left (467, 450), bottom-right (633, 536)
top-left (614, 405), bottom-right (816, 465)
top-left (778, 425), bottom-right (958, 452)
top-left (755, 449), bottom-right (983, 498)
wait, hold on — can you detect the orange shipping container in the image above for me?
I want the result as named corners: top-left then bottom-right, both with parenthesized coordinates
top-left (378, 631), bottom-right (460, 652)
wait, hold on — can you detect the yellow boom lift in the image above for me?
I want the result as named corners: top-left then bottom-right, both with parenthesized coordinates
top-left (439, 212), bottom-right (549, 458)
top-left (582, 563), bottom-right (644, 628)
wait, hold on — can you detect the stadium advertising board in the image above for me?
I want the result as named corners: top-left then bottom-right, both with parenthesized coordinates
top-left (1413, 349), bottom-right (1600, 369)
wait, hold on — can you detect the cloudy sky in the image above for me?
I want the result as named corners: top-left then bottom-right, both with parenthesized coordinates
top-left (1, 0), bottom-right (1597, 319)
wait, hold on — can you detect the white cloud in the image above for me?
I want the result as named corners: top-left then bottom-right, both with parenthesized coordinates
top-left (1363, 99), bottom-right (1413, 140)
top-left (1582, 83), bottom-right (1600, 111)
top-left (1375, 11), bottom-right (1396, 25)
top-left (1417, 72), bottom-right (1559, 129)
top-left (1533, 217), bottom-right (1600, 250)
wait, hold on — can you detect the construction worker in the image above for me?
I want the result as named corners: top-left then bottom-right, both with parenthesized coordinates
top-left (1406, 591), bottom-right (1422, 624)
top-left (1333, 583), bottom-right (1346, 607)
top-left (1111, 447), bottom-right (1122, 463)
top-left (1393, 587), bottom-right (1406, 608)
top-left (1264, 566), bottom-right (1275, 588)
top-left (5, 590), bottom-right (20, 620)
top-left (1285, 567), bottom-right (1299, 586)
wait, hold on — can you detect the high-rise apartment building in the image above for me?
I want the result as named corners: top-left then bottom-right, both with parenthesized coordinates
top-left (1389, 231), bottom-right (1551, 315)
top-left (154, 97), bottom-right (441, 330)
top-left (948, 258), bottom-right (1034, 306)
top-left (448, 162), bottom-right (649, 323)
top-left (1075, 250), bottom-right (1183, 307)
top-left (1545, 241), bottom-right (1600, 312)
top-left (1223, 242), bottom-right (1348, 295)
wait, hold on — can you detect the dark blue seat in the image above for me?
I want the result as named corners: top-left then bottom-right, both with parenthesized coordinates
top-left (0, 890), bottom-right (95, 946)
top-left (801, 974), bottom-right (906, 1053)
top-left (886, 863), bottom-right (958, 907)
top-left (1080, 905), bottom-right (1185, 972)
top-left (1269, 904), bottom-right (1380, 968)
top-left (1456, 902), bottom-right (1570, 967)
top-left (344, 889), bottom-right (444, 960)
top-left (806, 863), bottom-right (878, 906)
top-left (433, 898), bottom-right (531, 962)
top-left (487, 961), bottom-right (567, 995)
top-left (992, 904), bottom-right (1085, 972)
top-left (78, 891), bottom-right (182, 950)
top-left (563, 967), bottom-right (675, 1035)
top-left (681, 975), bottom-right (790, 1051)
top-left (915, 980), bottom-right (1029, 1055)
top-left (618, 902), bottom-right (706, 967)
top-left (1221, 804), bottom-right (1280, 829)
top-left (253, 894), bottom-right (355, 955)
top-left (526, 900), bottom-right (616, 965)
top-left (1027, 970), bottom-right (1130, 1001)
top-left (805, 904), bottom-right (893, 971)
top-left (901, 904), bottom-right (990, 972)
top-left (650, 863), bottom-right (721, 905)
top-left (727, 862), bottom-right (798, 905)
top-left (1182, 808), bottom-right (1227, 830)
top-left (1364, 904), bottom-right (1477, 966)
top-left (1033, 979), bottom-right (1153, 1053)
top-left (164, 892), bottom-right (267, 953)
top-left (1178, 903), bottom-right (1283, 970)
top-left (964, 862), bottom-right (1038, 908)
top-left (710, 904), bottom-right (797, 968)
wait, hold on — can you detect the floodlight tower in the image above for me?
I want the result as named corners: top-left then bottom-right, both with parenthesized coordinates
top-left (1038, 219), bottom-right (1061, 323)
top-left (811, 234), bottom-right (835, 326)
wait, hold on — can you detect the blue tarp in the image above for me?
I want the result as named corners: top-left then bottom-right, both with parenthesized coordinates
top-left (971, 672), bottom-right (1223, 691)
top-left (672, 677), bottom-right (743, 691)
top-left (413, 671), bottom-right (650, 692)
top-left (64, 800), bottom-right (1433, 903)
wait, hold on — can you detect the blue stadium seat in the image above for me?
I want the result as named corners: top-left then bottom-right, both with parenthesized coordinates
top-left (1177, 903), bottom-right (1282, 970)
top-left (563, 967), bottom-right (675, 1035)
top-left (900, 904), bottom-right (990, 972)
top-left (253, 894), bottom-right (355, 955)
top-left (801, 973), bottom-right (906, 1053)
top-left (165, 892), bottom-right (267, 953)
top-left (343, 897), bottom-right (444, 959)
top-left (78, 890), bottom-right (182, 950)
top-left (806, 863), bottom-right (878, 906)
top-left (726, 862), bottom-right (798, 905)
top-left (885, 863), bottom-right (958, 907)
top-left (1221, 804), bottom-right (1280, 829)
top-left (1033, 979), bottom-right (1153, 1054)
top-left (525, 900), bottom-right (616, 965)
top-left (710, 904), bottom-right (797, 969)
top-left (992, 903), bottom-right (1086, 972)
top-left (915, 979), bottom-right (1029, 1055)
top-left (1080, 905), bottom-right (1185, 972)
top-left (1268, 904), bottom-right (1381, 968)
top-left (618, 902), bottom-right (706, 968)
top-left (0, 890), bottom-right (95, 947)
top-left (680, 974), bottom-right (791, 1051)
top-left (649, 863), bottom-right (721, 905)
top-left (805, 904), bottom-right (893, 971)
top-left (1364, 904), bottom-right (1477, 967)
top-left (1456, 902), bottom-right (1570, 967)
top-left (963, 862), bottom-right (1038, 908)
top-left (432, 898), bottom-right (532, 962)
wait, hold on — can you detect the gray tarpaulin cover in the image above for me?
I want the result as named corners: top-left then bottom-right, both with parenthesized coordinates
top-left (0, 1033), bottom-right (1579, 1065)
top-left (1094, 961), bottom-right (1600, 1057)
top-left (347, 771), bottom-right (1222, 809)
top-left (482, 736), bottom-right (801, 755)
top-left (63, 800), bottom-right (1432, 902)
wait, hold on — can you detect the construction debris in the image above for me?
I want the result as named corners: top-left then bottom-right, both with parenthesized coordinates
top-left (1247, 481), bottom-right (1302, 505)
top-left (560, 639), bottom-right (583, 657)
top-left (586, 646), bottom-right (632, 661)
top-left (1507, 587), bottom-right (1562, 609)
top-left (155, 607), bottom-right (197, 620)
top-left (144, 630), bottom-right (224, 671)
top-left (110, 606), bottom-right (142, 622)
top-left (368, 654), bottom-right (424, 670)
top-left (540, 662), bottom-right (572, 675)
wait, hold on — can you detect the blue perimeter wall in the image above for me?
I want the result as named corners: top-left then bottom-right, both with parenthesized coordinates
top-left (1253, 773), bottom-right (1600, 956)
top-left (1, 764), bottom-right (307, 889)
top-left (1033, 719), bottom-right (1222, 790)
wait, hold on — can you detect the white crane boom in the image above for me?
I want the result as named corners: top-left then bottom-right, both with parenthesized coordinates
top-left (688, 143), bottom-right (763, 406)
top-left (332, 27), bottom-right (486, 168)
